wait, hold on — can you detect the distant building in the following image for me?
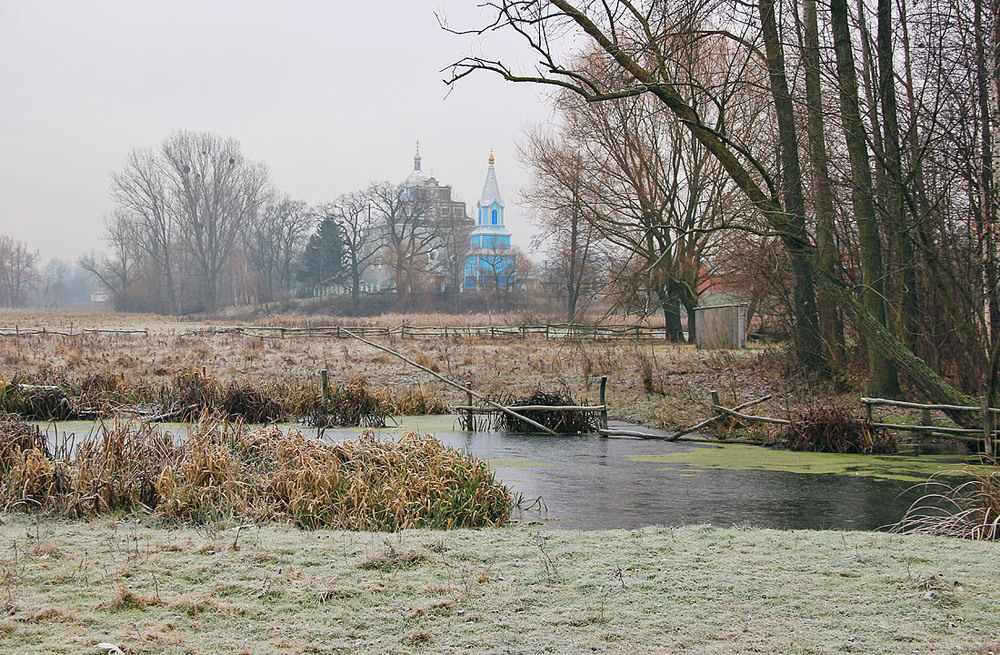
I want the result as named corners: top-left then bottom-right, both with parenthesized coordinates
top-left (362, 146), bottom-right (474, 293)
top-left (465, 153), bottom-right (515, 290)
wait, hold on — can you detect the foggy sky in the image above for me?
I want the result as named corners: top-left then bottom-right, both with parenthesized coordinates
top-left (0, 1), bottom-right (555, 263)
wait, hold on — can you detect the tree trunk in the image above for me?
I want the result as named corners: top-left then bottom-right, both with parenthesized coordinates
top-left (830, 0), bottom-right (901, 396)
top-left (976, 0), bottom-right (1000, 338)
top-left (801, 0), bottom-right (847, 367)
top-left (758, 0), bottom-right (824, 370)
top-left (878, 0), bottom-right (919, 349)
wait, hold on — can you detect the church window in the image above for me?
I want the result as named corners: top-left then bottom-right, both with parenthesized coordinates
top-left (491, 209), bottom-right (498, 225)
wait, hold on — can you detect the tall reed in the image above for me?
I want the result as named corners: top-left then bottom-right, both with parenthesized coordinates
top-left (0, 417), bottom-right (513, 529)
top-left (894, 463), bottom-right (1000, 540)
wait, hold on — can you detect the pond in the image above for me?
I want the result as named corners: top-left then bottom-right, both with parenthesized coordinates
top-left (36, 416), bottom-right (982, 532)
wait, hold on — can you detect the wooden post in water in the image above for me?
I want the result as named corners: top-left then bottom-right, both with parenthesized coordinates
top-left (320, 369), bottom-right (329, 414)
top-left (599, 376), bottom-right (609, 431)
top-left (465, 381), bottom-right (474, 432)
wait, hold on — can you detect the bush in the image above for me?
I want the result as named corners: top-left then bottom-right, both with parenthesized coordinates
top-left (778, 405), bottom-right (896, 454)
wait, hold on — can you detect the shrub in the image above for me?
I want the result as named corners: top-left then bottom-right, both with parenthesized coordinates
top-left (778, 405), bottom-right (896, 454)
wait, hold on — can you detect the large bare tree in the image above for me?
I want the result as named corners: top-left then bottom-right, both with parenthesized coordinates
top-left (161, 131), bottom-right (269, 311)
top-left (445, 0), bottom-right (981, 416)
top-left (369, 181), bottom-right (434, 302)
top-left (321, 190), bottom-right (383, 314)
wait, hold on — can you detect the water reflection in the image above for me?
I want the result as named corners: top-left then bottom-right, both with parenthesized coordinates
top-left (429, 431), bottom-right (925, 531)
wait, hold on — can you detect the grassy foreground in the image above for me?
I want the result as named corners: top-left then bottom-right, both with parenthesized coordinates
top-left (3, 516), bottom-right (1000, 654)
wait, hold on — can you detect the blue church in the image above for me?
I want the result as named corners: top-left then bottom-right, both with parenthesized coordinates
top-left (465, 153), bottom-right (515, 290)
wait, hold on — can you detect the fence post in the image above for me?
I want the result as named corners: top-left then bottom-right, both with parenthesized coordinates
top-left (465, 381), bottom-right (474, 432)
top-left (321, 369), bottom-right (329, 414)
top-left (599, 376), bottom-right (608, 431)
top-left (710, 389), bottom-right (725, 439)
top-left (984, 401), bottom-right (993, 456)
top-left (922, 404), bottom-right (932, 435)
top-left (864, 400), bottom-right (873, 425)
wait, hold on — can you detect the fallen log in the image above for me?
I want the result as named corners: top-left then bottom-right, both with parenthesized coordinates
top-left (670, 394), bottom-right (774, 440)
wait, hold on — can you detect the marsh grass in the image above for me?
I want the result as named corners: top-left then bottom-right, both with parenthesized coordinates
top-left (1, 367), bottom-right (449, 425)
top-left (0, 417), bottom-right (513, 529)
top-left (894, 462), bottom-right (1000, 540)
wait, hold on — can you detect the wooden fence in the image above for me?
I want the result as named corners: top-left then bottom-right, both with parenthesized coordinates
top-left (0, 323), bottom-right (676, 342)
top-left (704, 394), bottom-right (998, 447)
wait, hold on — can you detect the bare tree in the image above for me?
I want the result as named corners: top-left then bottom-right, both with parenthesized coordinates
top-left (0, 236), bottom-right (40, 308)
top-left (519, 42), bottom-right (745, 339)
top-left (110, 147), bottom-right (178, 314)
top-left (368, 181), bottom-right (434, 302)
top-left (79, 211), bottom-right (144, 311)
top-left (161, 130), bottom-right (269, 311)
top-left (320, 190), bottom-right (382, 314)
top-left (520, 132), bottom-right (604, 322)
top-left (444, 0), bottom-right (980, 414)
top-left (244, 194), bottom-right (313, 302)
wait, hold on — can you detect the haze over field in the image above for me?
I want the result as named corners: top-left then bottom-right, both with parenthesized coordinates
top-left (0, 1), bottom-right (552, 262)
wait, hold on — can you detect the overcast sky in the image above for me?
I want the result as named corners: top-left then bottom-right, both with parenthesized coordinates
top-left (0, 1), bottom-right (557, 263)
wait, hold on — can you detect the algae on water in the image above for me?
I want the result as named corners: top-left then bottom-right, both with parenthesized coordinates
top-left (628, 443), bottom-right (986, 482)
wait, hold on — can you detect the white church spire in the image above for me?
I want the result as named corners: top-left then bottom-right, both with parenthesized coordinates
top-left (478, 151), bottom-right (504, 208)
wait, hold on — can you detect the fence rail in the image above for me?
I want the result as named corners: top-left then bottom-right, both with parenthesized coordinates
top-left (0, 323), bottom-right (677, 342)
top-left (708, 394), bottom-right (998, 445)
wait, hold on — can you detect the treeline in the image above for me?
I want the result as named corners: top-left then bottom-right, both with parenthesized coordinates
top-left (0, 237), bottom-right (93, 309)
top-left (88, 130), bottom-right (531, 315)
top-left (469, 0), bottom-right (1000, 403)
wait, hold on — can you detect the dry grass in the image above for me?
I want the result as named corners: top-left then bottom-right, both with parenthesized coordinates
top-left (0, 309), bottom-right (811, 430)
top-left (0, 417), bottom-right (513, 529)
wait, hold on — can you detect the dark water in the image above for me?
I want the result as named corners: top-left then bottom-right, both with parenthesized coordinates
top-left (428, 430), bottom-right (928, 531)
top-left (39, 418), bottom-right (960, 532)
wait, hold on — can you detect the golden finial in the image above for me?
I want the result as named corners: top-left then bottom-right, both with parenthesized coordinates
top-left (489, 149), bottom-right (495, 165)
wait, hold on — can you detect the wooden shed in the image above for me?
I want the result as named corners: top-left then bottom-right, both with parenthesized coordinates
top-left (694, 304), bottom-right (748, 350)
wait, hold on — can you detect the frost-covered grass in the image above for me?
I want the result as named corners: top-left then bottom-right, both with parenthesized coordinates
top-left (3, 515), bottom-right (1000, 654)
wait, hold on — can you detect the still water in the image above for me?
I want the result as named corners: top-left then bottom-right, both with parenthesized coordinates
top-left (39, 416), bottom-right (976, 532)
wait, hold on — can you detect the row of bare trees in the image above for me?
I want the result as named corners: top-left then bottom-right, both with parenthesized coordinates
top-left (84, 131), bottom-right (284, 313)
top-left (91, 131), bottom-right (530, 314)
top-left (449, 0), bottom-right (1000, 409)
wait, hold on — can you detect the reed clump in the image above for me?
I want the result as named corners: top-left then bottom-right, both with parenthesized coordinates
top-left (894, 464), bottom-right (1000, 540)
top-left (0, 370), bottom-right (447, 425)
top-left (383, 383), bottom-right (450, 416)
top-left (0, 417), bottom-right (513, 529)
top-left (309, 376), bottom-right (389, 428)
top-left (0, 375), bottom-right (73, 420)
top-left (778, 405), bottom-right (896, 454)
